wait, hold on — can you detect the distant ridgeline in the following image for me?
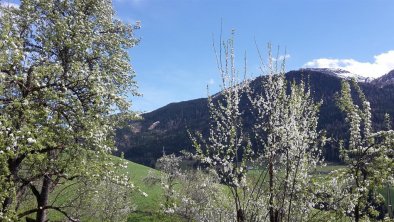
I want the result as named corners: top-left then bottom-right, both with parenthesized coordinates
top-left (115, 68), bottom-right (394, 167)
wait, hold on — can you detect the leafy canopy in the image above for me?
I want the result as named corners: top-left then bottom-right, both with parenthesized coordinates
top-left (0, 0), bottom-right (138, 220)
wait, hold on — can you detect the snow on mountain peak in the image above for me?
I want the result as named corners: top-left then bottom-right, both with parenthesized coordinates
top-left (299, 68), bottom-right (374, 83)
top-left (371, 69), bottom-right (394, 87)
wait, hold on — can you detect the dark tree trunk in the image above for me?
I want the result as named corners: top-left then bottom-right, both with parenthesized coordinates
top-left (2, 198), bottom-right (12, 213)
top-left (269, 160), bottom-right (276, 222)
top-left (355, 204), bottom-right (360, 222)
top-left (36, 175), bottom-right (51, 222)
top-left (237, 209), bottom-right (245, 222)
top-left (2, 157), bottom-right (25, 213)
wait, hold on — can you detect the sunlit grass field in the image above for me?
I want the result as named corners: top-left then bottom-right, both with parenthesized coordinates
top-left (18, 158), bottom-right (393, 221)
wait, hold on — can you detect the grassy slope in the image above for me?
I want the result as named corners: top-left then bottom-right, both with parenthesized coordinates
top-left (92, 161), bottom-right (394, 220)
top-left (18, 157), bottom-right (183, 222)
top-left (122, 159), bottom-right (185, 221)
top-left (124, 160), bottom-right (162, 210)
top-left (19, 158), bottom-right (393, 221)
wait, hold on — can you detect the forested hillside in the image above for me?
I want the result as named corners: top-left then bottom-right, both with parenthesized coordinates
top-left (116, 68), bottom-right (394, 166)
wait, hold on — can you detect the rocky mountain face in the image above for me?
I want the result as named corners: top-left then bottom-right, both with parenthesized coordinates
top-left (115, 68), bottom-right (394, 167)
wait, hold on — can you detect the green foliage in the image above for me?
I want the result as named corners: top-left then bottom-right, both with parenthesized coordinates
top-left (0, 0), bottom-right (139, 221)
top-left (128, 211), bottom-right (186, 222)
top-left (15, 157), bottom-right (161, 221)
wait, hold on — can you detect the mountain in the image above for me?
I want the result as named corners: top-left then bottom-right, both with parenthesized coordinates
top-left (299, 68), bottom-right (374, 83)
top-left (372, 70), bottom-right (394, 87)
top-left (116, 68), bottom-right (394, 167)
top-left (115, 98), bottom-right (210, 166)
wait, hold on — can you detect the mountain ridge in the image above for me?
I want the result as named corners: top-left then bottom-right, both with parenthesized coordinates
top-left (372, 69), bottom-right (394, 87)
top-left (299, 68), bottom-right (374, 82)
top-left (116, 69), bottom-right (394, 167)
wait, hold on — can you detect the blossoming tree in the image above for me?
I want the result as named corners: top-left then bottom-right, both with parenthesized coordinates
top-left (191, 35), bottom-right (325, 221)
top-left (247, 46), bottom-right (325, 222)
top-left (190, 34), bottom-right (253, 222)
top-left (335, 80), bottom-right (394, 221)
top-left (0, 0), bottom-right (138, 221)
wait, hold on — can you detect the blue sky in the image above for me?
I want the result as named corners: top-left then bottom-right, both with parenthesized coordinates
top-left (3, 0), bottom-right (394, 112)
top-left (112, 0), bottom-right (394, 112)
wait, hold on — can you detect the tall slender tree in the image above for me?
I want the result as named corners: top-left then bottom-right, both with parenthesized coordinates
top-left (191, 34), bottom-right (252, 222)
top-left (248, 46), bottom-right (324, 222)
top-left (336, 80), bottom-right (394, 221)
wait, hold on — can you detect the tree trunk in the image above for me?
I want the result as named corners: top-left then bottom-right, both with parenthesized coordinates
top-left (354, 204), bottom-right (360, 222)
top-left (2, 157), bottom-right (24, 213)
top-left (2, 198), bottom-right (12, 213)
top-left (236, 209), bottom-right (245, 222)
top-left (269, 159), bottom-right (276, 222)
top-left (36, 175), bottom-right (51, 222)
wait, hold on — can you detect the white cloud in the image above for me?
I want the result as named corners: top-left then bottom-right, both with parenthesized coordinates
top-left (272, 54), bottom-right (291, 62)
top-left (278, 54), bottom-right (291, 61)
top-left (303, 50), bottom-right (394, 78)
top-left (207, 78), bottom-right (215, 85)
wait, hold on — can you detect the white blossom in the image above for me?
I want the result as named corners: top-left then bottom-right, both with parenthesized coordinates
top-left (27, 137), bottom-right (36, 144)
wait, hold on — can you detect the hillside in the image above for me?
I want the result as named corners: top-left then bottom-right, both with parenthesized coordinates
top-left (17, 156), bottom-right (183, 222)
top-left (116, 68), bottom-right (394, 166)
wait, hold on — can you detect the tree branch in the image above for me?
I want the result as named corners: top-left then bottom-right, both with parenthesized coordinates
top-left (18, 205), bottom-right (80, 222)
